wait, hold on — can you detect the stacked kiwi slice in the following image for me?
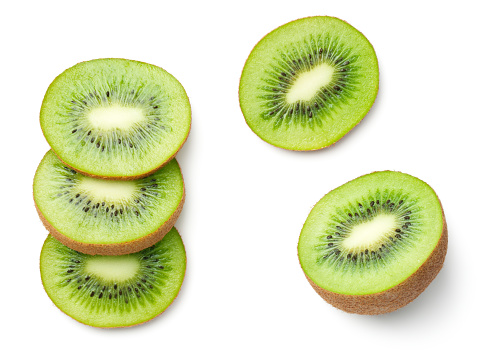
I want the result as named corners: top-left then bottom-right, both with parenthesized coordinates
top-left (34, 58), bottom-right (190, 327)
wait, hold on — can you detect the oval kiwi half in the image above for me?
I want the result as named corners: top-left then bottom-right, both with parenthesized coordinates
top-left (239, 16), bottom-right (379, 150)
top-left (33, 150), bottom-right (185, 255)
top-left (40, 228), bottom-right (186, 328)
top-left (298, 171), bottom-right (447, 314)
top-left (40, 58), bottom-right (191, 179)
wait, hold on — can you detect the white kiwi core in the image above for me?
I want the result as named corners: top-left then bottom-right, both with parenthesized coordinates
top-left (85, 255), bottom-right (140, 282)
top-left (78, 176), bottom-right (137, 202)
top-left (286, 63), bottom-right (335, 104)
top-left (342, 214), bottom-right (398, 253)
top-left (87, 104), bottom-right (145, 130)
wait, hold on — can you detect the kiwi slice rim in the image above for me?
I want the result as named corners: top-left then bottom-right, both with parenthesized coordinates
top-left (239, 16), bottom-right (379, 151)
top-left (298, 171), bottom-right (447, 315)
top-left (40, 58), bottom-right (191, 180)
top-left (40, 228), bottom-right (186, 328)
top-left (33, 150), bottom-right (185, 255)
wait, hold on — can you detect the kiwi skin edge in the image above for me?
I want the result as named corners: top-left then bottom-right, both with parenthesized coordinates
top-left (34, 190), bottom-right (185, 256)
top-left (303, 209), bottom-right (448, 315)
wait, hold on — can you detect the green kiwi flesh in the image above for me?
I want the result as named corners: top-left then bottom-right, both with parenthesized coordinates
top-left (33, 150), bottom-right (185, 255)
top-left (40, 58), bottom-right (191, 179)
top-left (239, 16), bottom-right (378, 150)
top-left (40, 228), bottom-right (186, 328)
top-left (298, 171), bottom-right (447, 314)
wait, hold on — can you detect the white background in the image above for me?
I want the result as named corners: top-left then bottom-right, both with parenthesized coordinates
top-left (1, 0), bottom-right (481, 354)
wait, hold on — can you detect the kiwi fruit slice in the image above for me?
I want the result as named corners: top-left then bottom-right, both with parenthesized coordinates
top-left (298, 171), bottom-right (447, 314)
top-left (33, 150), bottom-right (185, 255)
top-left (40, 228), bottom-right (186, 328)
top-left (239, 16), bottom-right (378, 150)
top-left (40, 58), bottom-right (191, 179)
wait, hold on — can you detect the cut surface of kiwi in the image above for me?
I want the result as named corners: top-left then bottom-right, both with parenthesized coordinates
top-left (40, 58), bottom-right (191, 179)
top-left (239, 16), bottom-right (378, 150)
top-left (298, 171), bottom-right (447, 314)
top-left (34, 150), bottom-right (185, 255)
top-left (40, 228), bottom-right (186, 328)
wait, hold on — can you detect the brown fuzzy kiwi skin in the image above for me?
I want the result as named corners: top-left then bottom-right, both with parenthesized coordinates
top-left (35, 189), bottom-right (185, 256)
top-left (303, 209), bottom-right (448, 315)
top-left (39, 227), bottom-right (187, 328)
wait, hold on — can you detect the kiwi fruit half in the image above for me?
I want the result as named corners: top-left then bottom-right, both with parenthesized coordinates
top-left (40, 58), bottom-right (191, 179)
top-left (239, 16), bottom-right (378, 150)
top-left (34, 150), bottom-right (185, 255)
top-left (298, 171), bottom-right (447, 314)
top-left (40, 228), bottom-right (186, 328)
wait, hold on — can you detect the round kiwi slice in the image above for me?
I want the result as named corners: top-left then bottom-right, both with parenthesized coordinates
top-left (298, 171), bottom-right (447, 314)
top-left (40, 228), bottom-right (186, 328)
top-left (33, 150), bottom-right (185, 255)
top-left (40, 58), bottom-right (191, 179)
top-left (239, 16), bottom-right (378, 150)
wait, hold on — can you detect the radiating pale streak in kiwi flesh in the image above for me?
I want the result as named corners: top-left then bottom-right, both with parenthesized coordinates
top-left (285, 63), bottom-right (335, 104)
top-left (84, 255), bottom-right (141, 282)
top-left (87, 104), bottom-right (146, 131)
top-left (342, 214), bottom-right (398, 253)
